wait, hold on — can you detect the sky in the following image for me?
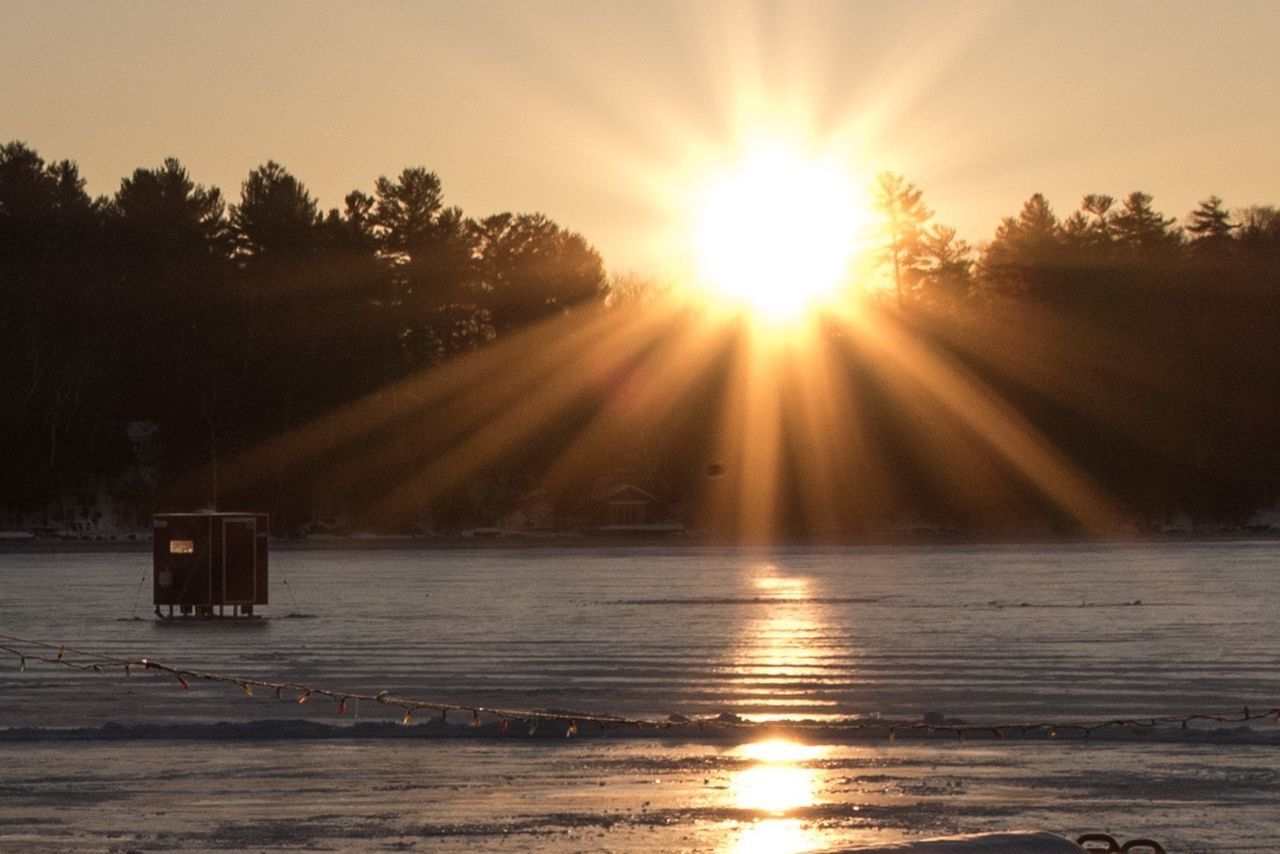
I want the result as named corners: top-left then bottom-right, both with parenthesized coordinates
top-left (3, 0), bottom-right (1278, 274)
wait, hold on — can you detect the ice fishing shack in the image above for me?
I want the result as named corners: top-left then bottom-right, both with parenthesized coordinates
top-left (153, 513), bottom-right (268, 618)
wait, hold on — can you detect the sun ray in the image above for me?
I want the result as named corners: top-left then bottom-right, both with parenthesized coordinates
top-left (537, 307), bottom-right (735, 498)
top-left (210, 304), bottom-right (627, 502)
top-left (697, 325), bottom-right (787, 543)
top-left (836, 303), bottom-right (1120, 531)
top-left (364, 306), bottom-right (677, 524)
top-left (775, 327), bottom-right (860, 537)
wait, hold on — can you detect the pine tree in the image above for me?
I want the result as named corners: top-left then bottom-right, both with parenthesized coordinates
top-left (1109, 191), bottom-right (1180, 255)
top-left (918, 225), bottom-right (973, 305)
top-left (872, 172), bottom-right (932, 306)
top-left (981, 193), bottom-right (1062, 290)
top-left (1186, 195), bottom-right (1236, 256)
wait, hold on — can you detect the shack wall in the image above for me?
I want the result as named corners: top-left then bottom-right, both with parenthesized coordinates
top-left (153, 513), bottom-right (268, 607)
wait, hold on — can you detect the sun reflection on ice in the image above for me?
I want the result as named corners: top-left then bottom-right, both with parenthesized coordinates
top-left (731, 738), bottom-right (828, 813)
top-left (731, 818), bottom-right (820, 854)
top-left (725, 739), bottom-right (829, 853)
top-left (729, 564), bottom-right (853, 720)
top-left (719, 566), bottom-right (846, 852)
top-left (752, 570), bottom-right (808, 599)
top-left (740, 738), bottom-right (828, 764)
top-left (733, 764), bottom-right (815, 812)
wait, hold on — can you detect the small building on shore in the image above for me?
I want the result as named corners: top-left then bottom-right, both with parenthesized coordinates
top-left (596, 483), bottom-right (657, 527)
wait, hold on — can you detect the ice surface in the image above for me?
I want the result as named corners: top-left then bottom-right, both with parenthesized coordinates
top-left (2, 542), bottom-right (1278, 851)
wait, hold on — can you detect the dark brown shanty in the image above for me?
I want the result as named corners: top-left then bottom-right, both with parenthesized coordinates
top-left (152, 513), bottom-right (268, 618)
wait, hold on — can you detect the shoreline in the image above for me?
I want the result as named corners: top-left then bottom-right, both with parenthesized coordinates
top-left (2, 528), bottom-right (1279, 554)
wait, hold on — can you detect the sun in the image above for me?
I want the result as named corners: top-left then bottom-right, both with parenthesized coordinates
top-left (687, 139), bottom-right (867, 322)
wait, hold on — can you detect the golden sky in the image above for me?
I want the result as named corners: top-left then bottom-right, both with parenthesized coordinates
top-left (3, 0), bottom-right (1278, 274)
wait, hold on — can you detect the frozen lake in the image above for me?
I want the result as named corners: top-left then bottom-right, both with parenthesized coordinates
top-left (2, 542), bottom-right (1279, 851)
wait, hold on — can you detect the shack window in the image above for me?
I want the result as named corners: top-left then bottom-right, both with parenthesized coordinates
top-left (169, 540), bottom-right (195, 555)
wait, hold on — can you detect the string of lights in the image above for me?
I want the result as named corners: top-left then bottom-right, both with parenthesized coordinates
top-left (3, 631), bottom-right (1278, 741)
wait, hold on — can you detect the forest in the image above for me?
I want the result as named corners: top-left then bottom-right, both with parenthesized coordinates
top-left (2, 140), bottom-right (1279, 537)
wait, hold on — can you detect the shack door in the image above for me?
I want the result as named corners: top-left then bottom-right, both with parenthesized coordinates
top-left (222, 516), bottom-right (258, 604)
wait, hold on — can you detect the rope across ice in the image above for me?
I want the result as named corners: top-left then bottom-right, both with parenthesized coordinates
top-left (4, 631), bottom-right (1278, 741)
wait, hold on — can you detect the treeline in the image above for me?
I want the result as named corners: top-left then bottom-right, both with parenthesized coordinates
top-left (867, 176), bottom-right (1280, 530)
top-left (3, 140), bottom-right (1279, 535)
top-left (0, 141), bottom-right (605, 528)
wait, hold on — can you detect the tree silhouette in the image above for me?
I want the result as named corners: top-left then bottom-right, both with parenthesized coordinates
top-left (1062, 194), bottom-right (1115, 257)
top-left (1186, 195), bottom-right (1236, 257)
top-left (113, 158), bottom-right (226, 257)
top-left (107, 158), bottom-right (229, 446)
top-left (872, 172), bottom-right (932, 307)
top-left (6, 137), bottom-right (1280, 536)
top-left (1109, 191), bottom-right (1180, 256)
top-left (372, 167), bottom-right (478, 361)
top-left (982, 193), bottom-right (1061, 292)
top-left (230, 161), bottom-right (322, 258)
top-left (471, 212), bottom-right (605, 333)
top-left (916, 225), bottom-right (973, 307)
top-left (0, 142), bottom-right (112, 516)
top-left (1235, 206), bottom-right (1280, 261)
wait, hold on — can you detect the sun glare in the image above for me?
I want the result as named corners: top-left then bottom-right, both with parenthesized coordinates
top-left (688, 139), bottom-right (866, 322)
top-left (738, 738), bottom-right (826, 764)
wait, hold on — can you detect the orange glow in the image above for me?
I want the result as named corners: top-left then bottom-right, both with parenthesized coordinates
top-left (730, 818), bottom-right (820, 854)
top-left (195, 84), bottom-right (1125, 544)
top-left (834, 304), bottom-right (1119, 531)
top-left (739, 738), bottom-right (827, 764)
top-left (684, 136), bottom-right (868, 323)
top-left (207, 286), bottom-right (1119, 543)
top-left (725, 566), bottom-right (853, 722)
top-left (725, 738), bottom-right (829, 852)
top-left (732, 765), bottom-right (816, 813)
